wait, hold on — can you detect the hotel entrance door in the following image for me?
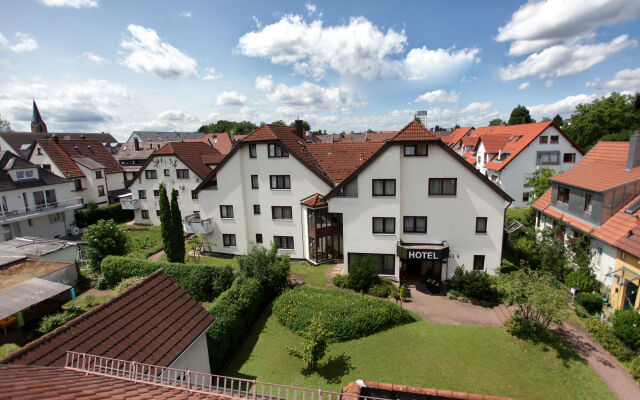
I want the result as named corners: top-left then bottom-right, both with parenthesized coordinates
top-left (402, 259), bottom-right (442, 283)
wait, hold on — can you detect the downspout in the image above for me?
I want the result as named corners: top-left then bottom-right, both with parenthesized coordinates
top-left (500, 199), bottom-right (513, 271)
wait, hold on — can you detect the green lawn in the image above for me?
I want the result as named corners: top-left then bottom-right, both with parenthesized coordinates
top-left (290, 263), bottom-right (333, 287)
top-left (63, 289), bottom-right (114, 313)
top-left (120, 224), bottom-right (163, 258)
top-left (506, 207), bottom-right (531, 221)
top-left (225, 311), bottom-right (614, 400)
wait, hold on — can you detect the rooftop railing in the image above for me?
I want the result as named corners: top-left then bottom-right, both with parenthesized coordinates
top-left (0, 197), bottom-right (83, 223)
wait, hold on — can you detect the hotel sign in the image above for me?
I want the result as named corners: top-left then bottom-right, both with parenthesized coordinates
top-left (407, 250), bottom-right (439, 260)
top-left (397, 243), bottom-right (449, 261)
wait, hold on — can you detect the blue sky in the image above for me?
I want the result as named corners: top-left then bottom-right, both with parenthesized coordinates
top-left (1, 0), bottom-right (640, 140)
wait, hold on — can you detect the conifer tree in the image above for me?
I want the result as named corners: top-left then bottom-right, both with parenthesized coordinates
top-left (169, 189), bottom-right (185, 263)
top-left (158, 184), bottom-right (172, 259)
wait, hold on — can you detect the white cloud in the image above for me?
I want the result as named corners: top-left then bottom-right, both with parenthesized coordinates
top-left (138, 110), bottom-right (199, 131)
top-left (518, 81), bottom-right (530, 90)
top-left (255, 75), bottom-right (274, 92)
top-left (306, 3), bottom-right (317, 16)
top-left (83, 52), bottom-right (107, 64)
top-left (38, 0), bottom-right (98, 8)
top-left (237, 15), bottom-right (406, 80)
top-left (252, 16), bottom-right (262, 28)
top-left (460, 101), bottom-right (492, 114)
top-left (180, 10), bottom-right (192, 18)
top-left (497, 0), bottom-right (640, 55)
top-left (258, 80), bottom-right (354, 111)
top-left (405, 46), bottom-right (480, 81)
top-left (0, 32), bottom-right (38, 53)
top-left (544, 79), bottom-right (554, 88)
top-left (414, 89), bottom-right (460, 103)
top-left (120, 24), bottom-right (198, 79)
top-left (585, 78), bottom-right (600, 88)
top-left (202, 67), bottom-right (221, 81)
top-left (604, 67), bottom-right (640, 94)
top-left (528, 93), bottom-right (599, 120)
top-left (500, 35), bottom-right (636, 81)
top-left (216, 91), bottom-right (248, 106)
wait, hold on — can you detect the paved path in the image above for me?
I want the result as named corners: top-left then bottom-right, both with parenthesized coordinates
top-left (147, 250), bottom-right (164, 261)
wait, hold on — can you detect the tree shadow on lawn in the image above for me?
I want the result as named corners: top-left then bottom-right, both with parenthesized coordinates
top-left (301, 353), bottom-right (354, 384)
top-left (533, 328), bottom-right (586, 368)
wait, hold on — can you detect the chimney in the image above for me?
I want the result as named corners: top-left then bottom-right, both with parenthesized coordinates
top-left (626, 131), bottom-right (640, 170)
top-left (295, 119), bottom-right (304, 139)
top-left (134, 137), bottom-right (140, 151)
top-left (52, 135), bottom-right (59, 144)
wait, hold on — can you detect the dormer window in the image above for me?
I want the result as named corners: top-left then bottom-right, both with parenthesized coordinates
top-left (268, 144), bottom-right (288, 158)
top-left (15, 170), bottom-right (35, 180)
top-left (498, 153), bottom-right (511, 162)
top-left (557, 186), bottom-right (570, 204)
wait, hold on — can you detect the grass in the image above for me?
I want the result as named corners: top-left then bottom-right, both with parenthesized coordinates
top-left (225, 310), bottom-right (614, 400)
top-left (506, 207), bottom-right (531, 221)
top-left (120, 224), bottom-right (164, 259)
top-left (290, 263), bottom-right (333, 287)
top-left (63, 289), bottom-right (114, 313)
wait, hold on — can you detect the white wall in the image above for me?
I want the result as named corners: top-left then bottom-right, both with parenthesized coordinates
top-left (167, 332), bottom-right (211, 378)
top-left (329, 143), bottom-right (509, 280)
top-left (29, 143), bottom-right (65, 178)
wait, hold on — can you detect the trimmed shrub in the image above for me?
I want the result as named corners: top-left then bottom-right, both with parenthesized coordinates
top-left (237, 243), bottom-right (291, 299)
top-left (205, 277), bottom-right (264, 372)
top-left (504, 315), bottom-right (547, 342)
top-left (575, 293), bottom-right (603, 315)
top-left (611, 310), bottom-right (640, 349)
top-left (583, 315), bottom-right (634, 362)
top-left (631, 356), bottom-right (640, 381)
top-left (448, 266), bottom-right (499, 303)
top-left (113, 276), bottom-right (145, 294)
top-left (564, 270), bottom-right (596, 293)
top-left (369, 277), bottom-right (398, 298)
top-left (332, 274), bottom-right (348, 288)
top-left (101, 256), bottom-right (234, 301)
top-left (74, 202), bottom-right (133, 228)
top-left (38, 310), bottom-right (79, 334)
top-left (273, 286), bottom-right (417, 342)
top-left (347, 256), bottom-right (378, 292)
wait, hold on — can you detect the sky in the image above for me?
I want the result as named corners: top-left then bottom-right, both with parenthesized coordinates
top-left (1, 0), bottom-right (640, 141)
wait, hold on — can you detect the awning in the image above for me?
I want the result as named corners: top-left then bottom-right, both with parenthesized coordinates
top-left (397, 242), bottom-right (449, 261)
top-left (0, 278), bottom-right (72, 320)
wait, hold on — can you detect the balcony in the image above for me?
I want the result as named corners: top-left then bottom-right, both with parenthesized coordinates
top-left (120, 198), bottom-right (139, 210)
top-left (183, 214), bottom-right (214, 234)
top-left (0, 197), bottom-right (84, 223)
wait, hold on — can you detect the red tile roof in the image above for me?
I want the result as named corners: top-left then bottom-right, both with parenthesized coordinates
top-left (390, 121), bottom-right (439, 141)
top-left (301, 193), bottom-right (327, 207)
top-left (343, 380), bottom-right (517, 400)
top-left (0, 270), bottom-right (214, 368)
top-left (441, 127), bottom-right (473, 147)
top-left (36, 139), bottom-right (85, 178)
top-left (550, 141), bottom-right (640, 192)
top-left (306, 142), bottom-right (384, 182)
top-left (154, 142), bottom-right (222, 179)
top-left (202, 154), bottom-right (226, 165)
top-left (116, 141), bottom-right (170, 161)
top-left (185, 133), bottom-right (233, 154)
top-left (479, 134), bottom-right (512, 153)
top-left (0, 365), bottom-right (221, 399)
top-left (37, 139), bottom-right (124, 178)
top-left (532, 189), bottom-right (596, 234)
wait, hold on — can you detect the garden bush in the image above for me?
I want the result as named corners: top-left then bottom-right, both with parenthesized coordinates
top-left (237, 243), bottom-right (291, 299)
top-left (0, 343), bottom-right (20, 358)
top-left (504, 315), bottom-right (548, 343)
top-left (74, 202), bottom-right (133, 228)
top-left (101, 256), bottom-right (234, 301)
top-left (583, 315), bottom-right (634, 362)
top-left (575, 293), bottom-right (603, 315)
top-left (448, 266), bottom-right (499, 303)
top-left (113, 276), bottom-right (145, 294)
top-left (631, 356), bottom-right (640, 380)
top-left (611, 310), bottom-right (640, 349)
top-left (564, 270), bottom-right (596, 293)
top-left (369, 277), bottom-right (398, 298)
top-left (273, 286), bottom-right (417, 342)
top-left (83, 219), bottom-right (128, 272)
top-left (347, 256), bottom-right (378, 292)
top-left (38, 310), bottom-right (79, 334)
top-left (332, 274), bottom-right (348, 288)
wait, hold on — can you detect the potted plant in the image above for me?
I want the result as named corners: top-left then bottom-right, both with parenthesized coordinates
top-left (399, 285), bottom-right (408, 302)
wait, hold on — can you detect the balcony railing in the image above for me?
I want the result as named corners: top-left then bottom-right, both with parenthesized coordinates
top-left (183, 214), bottom-right (214, 234)
top-left (0, 197), bottom-right (83, 223)
top-left (120, 198), bottom-right (140, 210)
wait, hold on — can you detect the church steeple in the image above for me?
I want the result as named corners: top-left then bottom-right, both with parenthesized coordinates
top-left (31, 99), bottom-right (47, 133)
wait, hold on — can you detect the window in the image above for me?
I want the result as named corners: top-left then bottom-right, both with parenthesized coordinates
top-left (274, 236), bottom-right (294, 249)
top-left (621, 251), bottom-right (627, 261)
top-left (584, 193), bottom-right (593, 213)
top-left (338, 179), bottom-right (358, 197)
top-left (16, 170), bottom-right (34, 180)
top-left (256, 234), bottom-right (263, 243)
top-left (164, 169), bottom-right (170, 176)
top-left (272, 206), bottom-right (293, 220)
top-left (177, 169), bottom-right (189, 179)
top-left (475, 217), bottom-right (487, 234)
top-left (145, 170), bottom-right (157, 179)
top-left (251, 175), bottom-right (259, 189)
top-left (539, 136), bottom-right (548, 144)
top-left (349, 253), bottom-right (395, 275)
top-left (138, 190), bottom-right (147, 199)
top-left (154, 190), bottom-right (159, 197)
top-left (249, 144), bottom-right (257, 158)
top-left (473, 255), bottom-right (485, 270)
top-left (191, 190), bottom-right (198, 200)
top-left (253, 204), bottom-right (261, 215)
top-left (223, 234), bottom-right (236, 247)
top-left (557, 187), bottom-right (570, 204)
top-left (537, 151), bottom-right (560, 165)
top-left (97, 185), bottom-right (105, 196)
top-left (37, 148), bottom-right (43, 155)
top-left (563, 153), bottom-right (576, 163)
top-left (220, 205), bottom-right (234, 218)
top-left (42, 164), bottom-right (51, 171)
top-left (156, 210), bottom-right (161, 216)
top-left (95, 170), bottom-right (103, 179)
top-left (270, 175), bottom-right (291, 189)
top-left (372, 179), bottom-right (396, 196)
top-left (373, 217), bottom-right (395, 234)
top-left (429, 178), bottom-right (457, 196)
top-left (74, 179), bottom-right (83, 191)
top-left (522, 192), bottom-right (530, 202)
top-left (268, 143), bottom-right (288, 158)
top-left (550, 136), bottom-right (559, 144)
top-left (403, 143), bottom-right (428, 156)
top-left (49, 212), bottom-right (63, 224)
top-left (403, 216), bottom-right (427, 233)
top-left (141, 210), bottom-right (149, 219)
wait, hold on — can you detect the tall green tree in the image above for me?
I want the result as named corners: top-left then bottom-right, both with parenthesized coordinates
top-left (565, 92), bottom-right (640, 150)
top-left (168, 189), bottom-right (185, 263)
top-left (288, 120), bottom-right (311, 131)
top-left (524, 167), bottom-right (556, 204)
top-left (552, 114), bottom-right (563, 126)
top-left (271, 120), bottom-right (287, 126)
top-left (198, 120), bottom-right (257, 135)
top-left (83, 219), bottom-right (127, 272)
top-left (158, 184), bottom-right (172, 258)
top-left (288, 316), bottom-right (331, 372)
top-left (508, 105), bottom-right (535, 125)
top-left (489, 118), bottom-right (505, 126)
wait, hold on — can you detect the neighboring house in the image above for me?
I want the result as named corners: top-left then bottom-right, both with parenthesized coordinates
top-left (0, 236), bottom-right (80, 264)
top-left (311, 131), bottom-right (398, 143)
top-left (28, 138), bottom-right (125, 205)
top-left (1, 270), bottom-right (215, 376)
top-left (0, 152), bottom-right (82, 242)
top-left (533, 137), bottom-right (640, 295)
top-left (126, 130), bottom-right (204, 143)
top-left (123, 142), bottom-right (223, 225)
top-left (115, 139), bottom-right (170, 182)
top-left (184, 132), bottom-right (234, 154)
top-left (0, 132), bottom-right (119, 158)
top-left (194, 121), bottom-right (511, 282)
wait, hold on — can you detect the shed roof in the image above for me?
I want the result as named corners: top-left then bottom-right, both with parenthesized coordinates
top-left (0, 278), bottom-right (71, 320)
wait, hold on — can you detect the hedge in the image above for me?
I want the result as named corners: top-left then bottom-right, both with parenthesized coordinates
top-left (575, 293), bottom-right (603, 315)
top-left (205, 276), bottom-right (265, 372)
top-left (583, 315), bottom-right (634, 362)
top-left (100, 256), bottom-right (234, 301)
top-left (74, 203), bottom-right (134, 228)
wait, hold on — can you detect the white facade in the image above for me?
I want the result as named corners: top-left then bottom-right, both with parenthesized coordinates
top-left (127, 155), bottom-right (209, 225)
top-left (168, 332), bottom-right (211, 378)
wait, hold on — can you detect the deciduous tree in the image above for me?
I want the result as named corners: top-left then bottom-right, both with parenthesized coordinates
top-left (83, 219), bottom-right (127, 272)
top-left (524, 167), bottom-right (555, 204)
top-left (489, 118), bottom-right (505, 126)
top-left (288, 316), bottom-right (331, 372)
top-left (508, 105), bottom-right (534, 125)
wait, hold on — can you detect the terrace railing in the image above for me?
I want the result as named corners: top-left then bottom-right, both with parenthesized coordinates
top-left (0, 197), bottom-right (83, 223)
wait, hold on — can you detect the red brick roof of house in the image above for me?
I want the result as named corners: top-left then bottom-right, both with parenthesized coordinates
top-left (0, 365), bottom-right (223, 399)
top-left (441, 126), bottom-right (473, 147)
top-left (152, 142), bottom-right (222, 180)
top-left (390, 120), bottom-right (439, 142)
top-left (306, 142), bottom-right (384, 182)
top-left (0, 270), bottom-right (214, 368)
top-left (185, 132), bottom-right (234, 154)
top-left (342, 380), bottom-right (518, 400)
top-left (300, 193), bottom-right (328, 207)
top-left (37, 138), bottom-right (124, 178)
